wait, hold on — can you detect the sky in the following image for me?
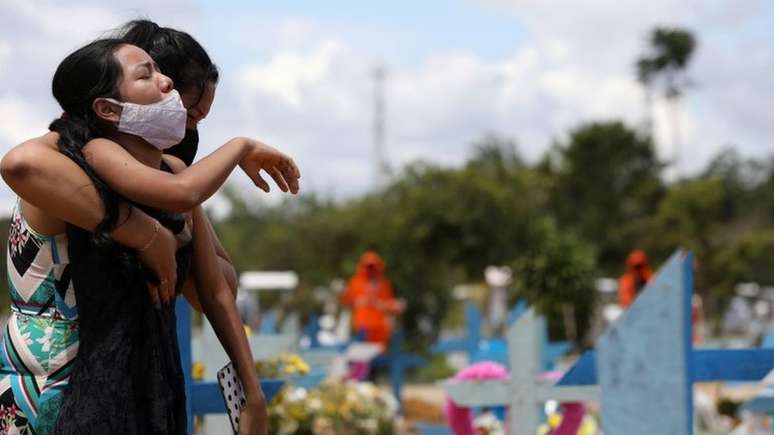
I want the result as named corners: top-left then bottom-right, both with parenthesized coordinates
top-left (0, 0), bottom-right (772, 214)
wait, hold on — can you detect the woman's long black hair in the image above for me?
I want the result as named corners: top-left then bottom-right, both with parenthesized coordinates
top-left (48, 38), bottom-right (126, 247)
top-left (48, 38), bottom-right (185, 264)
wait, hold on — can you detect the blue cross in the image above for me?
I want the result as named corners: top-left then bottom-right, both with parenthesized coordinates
top-left (369, 329), bottom-right (425, 405)
top-left (175, 298), bottom-right (285, 434)
top-left (432, 300), bottom-right (570, 370)
top-left (556, 251), bottom-right (774, 434)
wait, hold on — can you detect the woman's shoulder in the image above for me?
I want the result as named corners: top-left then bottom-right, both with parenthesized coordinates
top-left (1, 132), bottom-right (61, 179)
top-left (83, 137), bottom-right (121, 150)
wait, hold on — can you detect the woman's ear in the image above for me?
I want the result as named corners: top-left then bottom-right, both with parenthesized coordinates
top-left (92, 98), bottom-right (122, 123)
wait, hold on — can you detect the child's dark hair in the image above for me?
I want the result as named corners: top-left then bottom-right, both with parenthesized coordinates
top-left (120, 19), bottom-right (219, 101)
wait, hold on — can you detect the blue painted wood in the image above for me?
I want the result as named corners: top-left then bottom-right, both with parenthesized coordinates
top-left (303, 314), bottom-right (321, 348)
top-left (536, 316), bottom-right (570, 371)
top-left (742, 393), bottom-right (774, 414)
top-left (741, 329), bottom-right (774, 414)
top-left (761, 328), bottom-right (774, 349)
top-left (596, 251), bottom-right (692, 435)
top-left (558, 348), bottom-right (774, 386)
top-left (175, 297), bottom-right (194, 434)
top-left (371, 330), bottom-right (425, 402)
top-left (431, 302), bottom-right (481, 356)
top-left (507, 299), bottom-right (528, 327)
top-left (692, 349), bottom-right (774, 382)
top-left (260, 310), bottom-right (278, 334)
top-left (556, 351), bottom-right (596, 385)
top-left (472, 338), bottom-right (508, 365)
top-left (191, 380), bottom-right (285, 414)
top-left (471, 320), bottom-right (570, 370)
top-left (176, 298), bottom-right (285, 427)
top-left (543, 341), bottom-right (571, 370)
top-left (415, 423), bottom-right (453, 435)
top-left (431, 337), bottom-right (469, 354)
top-left (682, 253), bottom-right (694, 432)
top-left (433, 300), bottom-right (569, 370)
top-left (466, 302), bottom-right (482, 357)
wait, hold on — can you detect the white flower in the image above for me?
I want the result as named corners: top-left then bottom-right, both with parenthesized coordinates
top-left (377, 390), bottom-right (399, 417)
top-left (286, 387), bottom-right (307, 403)
top-left (36, 327), bottom-right (54, 353)
top-left (474, 412), bottom-right (504, 434)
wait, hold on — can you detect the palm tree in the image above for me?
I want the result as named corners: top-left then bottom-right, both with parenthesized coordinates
top-left (636, 27), bottom-right (697, 177)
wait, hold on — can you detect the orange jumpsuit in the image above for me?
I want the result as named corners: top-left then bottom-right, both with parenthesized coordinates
top-left (618, 250), bottom-right (654, 308)
top-left (340, 252), bottom-right (400, 345)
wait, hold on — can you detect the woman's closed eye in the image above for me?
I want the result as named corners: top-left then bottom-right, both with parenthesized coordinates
top-left (135, 63), bottom-right (153, 80)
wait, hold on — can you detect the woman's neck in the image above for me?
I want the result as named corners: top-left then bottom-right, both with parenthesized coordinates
top-left (110, 131), bottom-right (163, 168)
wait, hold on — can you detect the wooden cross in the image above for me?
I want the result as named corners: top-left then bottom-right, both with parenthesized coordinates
top-left (176, 298), bottom-right (284, 434)
top-left (443, 307), bottom-right (598, 435)
top-left (432, 300), bottom-right (570, 370)
top-left (445, 251), bottom-right (774, 434)
top-left (370, 329), bottom-right (426, 404)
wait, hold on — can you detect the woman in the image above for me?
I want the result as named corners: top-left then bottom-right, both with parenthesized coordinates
top-left (121, 19), bottom-right (217, 166)
top-left (1, 21), bottom-right (292, 433)
top-left (122, 20), bottom-right (234, 309)
top-left (2, 39), bottom-right (297, 434)
top-left (2, 20), bottom-right (258, 310)
top-left (47, 39), bottom-right (279, 434)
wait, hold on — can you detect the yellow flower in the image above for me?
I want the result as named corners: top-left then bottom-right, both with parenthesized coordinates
top-left (192, 362), bottom-right (205, 381)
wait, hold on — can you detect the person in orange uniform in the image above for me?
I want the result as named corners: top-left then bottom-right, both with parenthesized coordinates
top-left (340, 251), bottom-right (403, 346)
top-left (618, 250), bottom-right (654, 308)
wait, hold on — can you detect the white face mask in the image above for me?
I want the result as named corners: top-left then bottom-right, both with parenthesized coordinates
top-left (105, 90), bottom-right (187, 150)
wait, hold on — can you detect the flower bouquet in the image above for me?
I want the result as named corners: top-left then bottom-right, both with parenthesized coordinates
top-left (268, 380), bottom-right (398, 435)
top-left (255, 353), bottom-right (312, 379)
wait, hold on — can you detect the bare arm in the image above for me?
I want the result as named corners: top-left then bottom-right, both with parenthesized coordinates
top-left (1, 133), bottom-right (180, 301)
top-left (2, 133), bottom-right (108, 231)
top-left (180, 254), bottom-right (237, 312)
top-left (177, 213), bottom-right (238, 311)
top-left (204, 212), bottom-right (238, 293)
top-left (83, 136), bottom-right (299, 213)
top-left (161, 155), bottom-right (238, 311)
top-left (190, 204), bottom-right (266, 434)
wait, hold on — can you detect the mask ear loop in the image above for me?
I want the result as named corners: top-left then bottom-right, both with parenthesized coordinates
top-left (100, 98), bottom-right (124, 107)
top-left (94, 98), bottom-right (125, 128)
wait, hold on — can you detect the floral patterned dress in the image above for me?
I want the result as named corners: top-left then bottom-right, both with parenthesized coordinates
top-left (0, 201), bottom-right (78, 435)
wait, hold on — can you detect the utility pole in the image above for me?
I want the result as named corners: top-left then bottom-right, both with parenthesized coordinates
top-left (372, 66), bottom-right (390, 189)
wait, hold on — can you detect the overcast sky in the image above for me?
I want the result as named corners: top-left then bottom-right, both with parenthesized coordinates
top-left (0, 0), bottom-right (772, 214)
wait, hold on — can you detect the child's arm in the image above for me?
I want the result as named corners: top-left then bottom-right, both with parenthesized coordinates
top-left (82, 136), bottom-right (299, 213)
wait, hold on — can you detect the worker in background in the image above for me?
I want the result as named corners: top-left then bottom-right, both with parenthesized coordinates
top-left (340, 251), bottom-right (404, 346)
top-left (618, 250), bottom-right (654, 308)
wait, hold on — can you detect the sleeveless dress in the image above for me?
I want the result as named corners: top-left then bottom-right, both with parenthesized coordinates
top-left (54, 163), bottom-right (192, 435)
top-left (0, 201), bottom-right (79, 435)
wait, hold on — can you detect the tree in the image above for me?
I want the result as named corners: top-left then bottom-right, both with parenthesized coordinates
top-left (511, 217), bottom-right (598, 344)
top-left (548, 121), bottom-right (664, 273)
top-left (636, 27), bottom-right (697, 176)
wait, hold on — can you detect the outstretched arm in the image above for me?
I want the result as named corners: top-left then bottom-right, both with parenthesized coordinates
top-left (190, 204), bottom-right (266, 435)
top-left (83, 136), bottom-right (299, 213)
